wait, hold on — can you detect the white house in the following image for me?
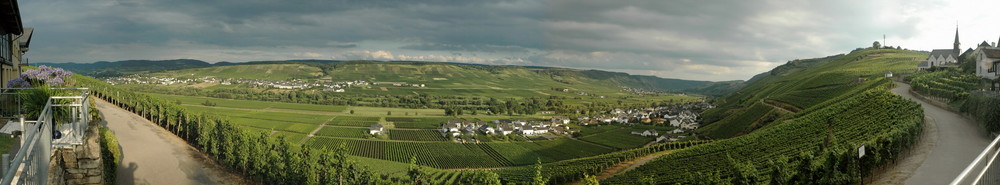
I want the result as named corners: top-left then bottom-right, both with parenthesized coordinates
top-left (631, 129), bottom-right (659, 137)
top-left (976, 48), bottom-right (1000, 80)
top-left (672, 128), bottom-right (684, 134)
top-left (497, 124), bottom-right (515, 135)
top-left (369, 124), bottom-right (384, 135)
top-left (520, 126), bottom-right (537, 136)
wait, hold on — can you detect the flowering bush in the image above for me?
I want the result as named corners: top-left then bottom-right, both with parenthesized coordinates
top-left (7, 65), bottom-right (74, 87)
top-left (8, 66), bottom-right (76, 121)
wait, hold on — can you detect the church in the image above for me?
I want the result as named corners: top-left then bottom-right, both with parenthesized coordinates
top-left (917, 27), bottom-right (961, 71)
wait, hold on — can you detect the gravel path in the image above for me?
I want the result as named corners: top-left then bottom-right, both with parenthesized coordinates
top-left (882, 82), bottom-right (991, 185)
top-left (95, 99), bottom-right (246, 185)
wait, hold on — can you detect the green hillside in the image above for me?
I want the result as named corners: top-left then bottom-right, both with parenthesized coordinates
top-left (697, 48), bottom-right (926, 139)
top-left (156, 63), bottom-right (324, 80)
top-left (602, 48), bottom-right (926, 184)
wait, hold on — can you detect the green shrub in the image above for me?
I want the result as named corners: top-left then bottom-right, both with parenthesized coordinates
top-left (99, 127), bottom-right (121, 184)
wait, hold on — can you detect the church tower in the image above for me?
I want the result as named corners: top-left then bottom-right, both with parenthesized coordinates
top-left (954, 25), bottom-right (961, 57)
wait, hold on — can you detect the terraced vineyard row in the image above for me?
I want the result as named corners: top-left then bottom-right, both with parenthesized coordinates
top-left (578, 128), bottom-right (656, 150)
top-left (329, 116), bottom-right (380, 127)
top-left (388, 129), bottom-right (447, 141)
top-left (306, 136), bottom-right (615, 168)
top-left (386, 117), bottom-right (452, 129)
top-left (306, 137), bottom-right (512, 168)
top-left (604, 88), bottom-right (923, 184)
top-left (314, 126), bottom-right (369, 138)
top-left (493, 140), bottom-right (714, 184)
top-left (909, 70), bottom-right (978, 101)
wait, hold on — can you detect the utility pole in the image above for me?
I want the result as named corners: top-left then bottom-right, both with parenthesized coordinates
top-left (883, 34), bottom-right (886, 48)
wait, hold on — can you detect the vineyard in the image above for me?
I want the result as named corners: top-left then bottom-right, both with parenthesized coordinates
top-left (698, 48), bottom-right (925, 139)
top-left (386, 117), bottom-right (452, 129)
top-left (698, 102), bottom-right (776, 139)
top-left (388, 129), bottom-right (448, 141)
top-left (304, 136), bottom-right (616, 169)
top-left (314, 126), bottom-right (369, 138)
top-left (578, 127), bottom-right (657, 150)
top-left (604, 88), bottom-right (923, 184)
top-left (329, 116), bottom-right (381, 127)
top-left (306, 137), bottom-right (513, 168)
top-left (493, 140), bottom-right (713, 184)
top-left (909, 69), bottom-right (978, 101)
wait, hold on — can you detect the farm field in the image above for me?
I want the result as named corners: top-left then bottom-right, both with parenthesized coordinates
top-left (305, 136), bottom-right (615, 168)
top-left (142, 92), bottom-right (667, 170)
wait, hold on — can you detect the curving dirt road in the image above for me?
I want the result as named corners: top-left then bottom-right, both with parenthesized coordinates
top-left (95, 99), bottom-right (245, 185)
top-left (887, 82), bottom-right (991, 185)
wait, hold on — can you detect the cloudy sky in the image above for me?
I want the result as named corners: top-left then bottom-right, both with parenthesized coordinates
top-left (18, 0), bottom-right (1000, 81)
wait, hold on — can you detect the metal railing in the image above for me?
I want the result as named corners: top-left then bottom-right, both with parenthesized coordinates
top-left (952, 134), bottom-right (1000, 185)
top-left (0, 88), bottom-right (90, 185)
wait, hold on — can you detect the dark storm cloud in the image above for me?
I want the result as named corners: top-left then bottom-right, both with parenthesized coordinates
top-left (20, 0), bottom-right (934, 80)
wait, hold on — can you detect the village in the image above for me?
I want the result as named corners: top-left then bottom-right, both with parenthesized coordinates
top-left (101, 75), bottom-right (379, 92)
top-left (361, 101), bottom-right (714, 144)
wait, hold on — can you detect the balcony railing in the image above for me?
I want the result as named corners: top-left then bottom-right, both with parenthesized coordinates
top-left (952, 134), bottom-right (1000, 185)
top-left (0, 88), bottom-right (90, 185)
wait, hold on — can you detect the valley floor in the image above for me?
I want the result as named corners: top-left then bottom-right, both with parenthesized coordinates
top-left (95, 99), bottom-right (248, 185)
top-left (883, 82), bottom-right (991, 185)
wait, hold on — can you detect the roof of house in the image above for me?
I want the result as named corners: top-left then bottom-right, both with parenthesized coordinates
top-left (929, 49), bottom-right (956, 59)
top-left (370, 124), bottom-right (383, 130)
top-left (983, 48), bottom-right (1000, 59)
top-left (981, 41), bottom-right (992, 47)
top-left (18, 27), bottom-right (31, 49)
top-left (918, 61), bottom-right (929, 67)
top-left (0, 0), bottom-right (22, 35)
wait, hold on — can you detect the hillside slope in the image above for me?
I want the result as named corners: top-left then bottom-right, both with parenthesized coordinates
top-left (603, 48), bottom-right (926, 184)
top-left (696, 48), bottom-right (926, 139)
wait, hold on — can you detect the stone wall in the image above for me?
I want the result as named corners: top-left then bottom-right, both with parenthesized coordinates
top-left (48, 123), bottom-right (104, 185)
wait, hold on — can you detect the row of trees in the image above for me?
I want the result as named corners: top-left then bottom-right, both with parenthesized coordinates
top-left (76, 76), bottom-right (507, 184)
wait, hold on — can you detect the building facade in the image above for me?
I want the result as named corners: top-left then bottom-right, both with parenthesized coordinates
top-left (0, 0), bottom-right (25, 88)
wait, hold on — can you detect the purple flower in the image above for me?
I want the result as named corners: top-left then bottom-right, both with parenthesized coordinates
top-left (10, 66), bottom-right (74, 87)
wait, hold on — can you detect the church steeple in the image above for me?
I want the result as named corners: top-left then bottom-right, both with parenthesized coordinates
top-left (954, 25), bottom-right (961, 56)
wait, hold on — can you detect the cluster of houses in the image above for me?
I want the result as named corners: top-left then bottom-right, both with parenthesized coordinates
top-left (103, 75), bottom-right (374, 92)
top-left (439, 119), bottom-right (570, 138)
top-left (620, 86), bottom-right (661, 95)
top-left (577, 101), bottom-right (710, 132)
top-left (914, 25), bottom-right (1000, 90)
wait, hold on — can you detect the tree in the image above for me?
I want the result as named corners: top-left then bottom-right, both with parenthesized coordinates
top-left (387, 111), bottom-right (392, 116)
top-left (872, 41), bottom-right (881, 49)
top-left (350, 110), bottom-right (355, 114)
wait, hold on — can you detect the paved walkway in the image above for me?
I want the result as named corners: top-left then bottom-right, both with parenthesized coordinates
top-left (95, 99), bottom-right (245, 185)
top-left (887, 82), bottom-right (992, 185)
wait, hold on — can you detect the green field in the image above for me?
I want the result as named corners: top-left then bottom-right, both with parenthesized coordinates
top-left (329, 116), bottom-right (380, 127)
top-left (305, 136), bottom-right (615, 168)
top-left (149, 93), bottom-right (348, 112)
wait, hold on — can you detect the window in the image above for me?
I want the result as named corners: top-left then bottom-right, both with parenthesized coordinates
top-left (0, 34), bottom-right (9, 65)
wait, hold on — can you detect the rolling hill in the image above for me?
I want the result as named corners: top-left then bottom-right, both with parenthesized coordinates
top-left (602, 48), bottom-right (926, 184)
top-left (695, 48), bottom-right (927, 139)
top-left (40, 59), bottom-right (743, 95)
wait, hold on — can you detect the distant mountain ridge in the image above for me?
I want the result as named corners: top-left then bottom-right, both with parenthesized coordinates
top-left (38, 59), bottom-right (744, 95)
